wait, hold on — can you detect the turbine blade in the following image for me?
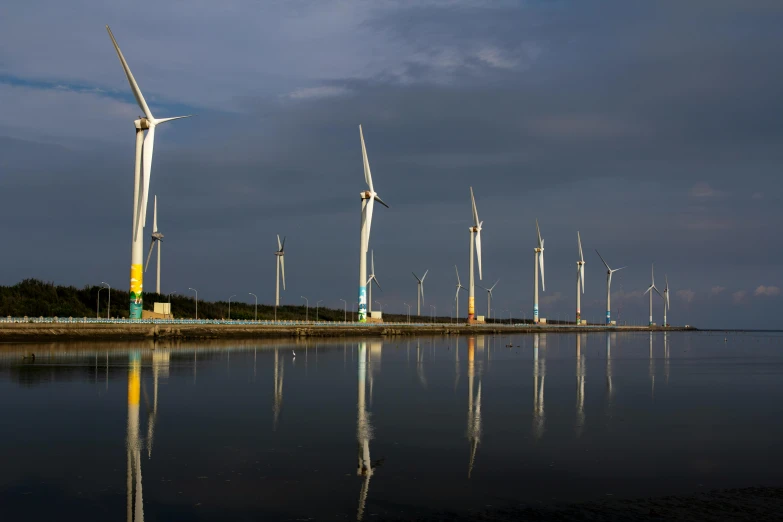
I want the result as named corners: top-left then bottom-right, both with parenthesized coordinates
top-left (644, 286), bottom-right (652, 295)
top-left (539, 250), bottom-right (545, 291)
top-left (580, 264), bottom-right (585, 294)
top-left (106, 26), bottom-right (153, 120)
top-left (359, 124), bottom-right (374, 193)
top-left (364, 197), bottom-right (375, 250)
top-left (614, 266), bottom-right (627, 272)
top-left (277, 234), bottom-right (282, 251)
top-left (578, 231), bottom-right (584, 262)
top-left (420, 281), bottom-right (425, 302)
top-left (155, 115), bottom-right (193, 124)
top-left (470, 187), bottom-right (479, 227)
top-left (145, 240), bottom-right (155, 272)
top-left (140, 124), bottom-right (156, 228)
top-left (281, 236), bottom-right (286, 251)
top-left (412, 272), bottom-right (421, 283)
top-left (421, 269), bottom-right (429, 282)
top-left (536, 219), bottom-right (542, 248)
top-left (455, 265), bottom-right (461, 286)
top-left (475, 228), bottom-right (483, 280)
top-left (280, 256), bottom-right (286, 290)
top-left (374, 194), bottom-right (389, 209)
top-left (373, 276), bottom-right (382, 291)
top-left (595, 249), bottom-right (611, 271)
top-left (153, 195), bottom-right (158, 233)
top-left (371, 250), bottom-right (375, 275)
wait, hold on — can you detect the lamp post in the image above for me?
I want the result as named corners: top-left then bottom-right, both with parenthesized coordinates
top-left (316, 300), bottom-right (323, 322)
top-left (97, 286), bottom-right (103, 319)
top-left (228, 295), bottom-right (236, 320)
top-left (404, 302), bottom-right (411, 324)
top-left (430, 304), bottom-right (436, 323)
top-left (340, 299), bottom-right (347, 323)
top-left (301, 296), bottom-right (309, 322)
top-left (508, 310), bottom-right (512, 325)
top-left (189, 288), bottom-right (198, 320)
top-left (375, 301), bottom-right (382, 314)
top-left (249, 293), bottom-right (258, 321)
top-left (101, 282), bottom-right (110, 319)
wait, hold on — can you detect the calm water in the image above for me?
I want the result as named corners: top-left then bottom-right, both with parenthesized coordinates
top-left (1, 332), bottom-right (783, 520)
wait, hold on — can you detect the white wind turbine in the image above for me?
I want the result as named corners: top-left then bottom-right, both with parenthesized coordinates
top-left (367, 250), bottom-right (382, 315)
top-left (412, 270), bottom-right (428, 317)
top-left (663, 275), bottom-right (671, 327)
top-left (478, 280), bottom-right (499, 320)
top-left (644, 264), bottom-right (663, 327)
top-left (357, 125), bottom-right (389, 323)
top-left (533, 220), bottom-right (545, 323)
top-left (454, 265), bottom-right (467, 321)
top-left (468, 188), bottom-right (483, 323)
top-left (107, 26), bottom-right (191, 319)
top-left (595, 249), bottom-right (625, 325)
top-left (144, 196), bottom-right (164, 294)
top-left (275, 235), bottom-right (286, 307)
top-left (575, 232), bottom-right (585, 325)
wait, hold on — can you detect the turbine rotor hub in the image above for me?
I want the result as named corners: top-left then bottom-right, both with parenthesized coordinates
top-left (134, 118), bottom-right (151, 130)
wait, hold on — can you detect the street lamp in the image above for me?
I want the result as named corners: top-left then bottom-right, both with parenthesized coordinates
top-left (339, 299), bottom-right (347, 323)
top-left (249, 293), bottom-right (258, 321)
top-left (101, 282), bottom-right (110, 319)
top-left (508, 310), bottom-right (512, 325)
top-left (189, 288), bottom-right (198, 319)
top-left (430, 304), bottom-right (436, 323)
top-left (97, 286), bottom-right (103, 319)
top-left (301, 296), bottom-right (309, 322)
top-left (228, 295), bottom-right (236, 320)
top-left (316, 300), bottom-right (323, 321)
top-left (403, 302), bottom-right (411, 324)
top-left (375, 301), bottom-right (382, 314)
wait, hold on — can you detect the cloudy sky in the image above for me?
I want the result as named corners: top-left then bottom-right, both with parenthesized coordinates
top-left (1, 0), bottom-right (781, 328)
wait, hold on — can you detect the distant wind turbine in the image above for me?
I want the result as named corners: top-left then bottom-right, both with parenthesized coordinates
top-left (106, 26), bottom-right (192, 318)
top-left (412, 270), bottom-right (428, 317)
top-left (357, 125), bottom-right (389, 323)
top-left (643, 264), bottom-right (663, 326)
top-left (533, 220), bottom-right (545, 323)
top-left (366, 250), bottom-right (382, 315)
top-left (478, 280), bottom-right (499, 319)
top-left (575, 232), bottom-right (585, 325)
top-left (468, 188), bottom-right (483, 323)
top-left (454, 265), bottom-right (467, 321)
top-left (144, 196), bottom-right (164, 294)
top-left (275, 235), bottom-right (286, 306)
top-left (663, 275), bottom-right (671, 327)
top-left (596, 249), bottom-right (625, 325)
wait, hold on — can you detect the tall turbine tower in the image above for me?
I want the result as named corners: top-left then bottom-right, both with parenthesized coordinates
top-left (144, 196), bottom-right (163, 294)
top-left (275, 235), bottom-right (286, 306)
top-left (533, 220), bottom-right (546, 324)
top-left (663, 275), bottom-right (671, 327)
top-left (367, 250), bottom-right (382, 315)
top-left (107, 26), bottom-right (191, 318)
top-left (412, 270), bottom-right (428, 317)
top-left (595, 250), bottom-right (626, 325)
top-left (478, 280), bottom-right (499, 320)
top-left (357, 125), bottom-right (389, 322)
top-left (468, 188), bottom-right (483, 323)
top-left (644, 264), bottom-right (662, 327)
top-left (575, 232), bottom-right (585, 325)
top-left (454, 265), bottom-right (467, 321)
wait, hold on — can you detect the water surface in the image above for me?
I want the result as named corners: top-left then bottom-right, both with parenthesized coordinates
top-left (1, 332), bottom-right (782, 520)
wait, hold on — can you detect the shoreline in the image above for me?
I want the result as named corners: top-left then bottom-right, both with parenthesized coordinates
top-left (0, 322), bottom-right (695, 342)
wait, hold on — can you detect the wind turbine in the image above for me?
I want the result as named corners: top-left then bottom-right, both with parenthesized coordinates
top-left (533, 220), bottom-right (545, 324)
top-left (643, 264), bottom-right (663, 327)
top-left (454, 265), bottom-right (467, 321)
top-left (478, 280), bottom-right (499, 319)
top-left (357, 125), bottom-right (389, 323)
top-left (412, 270), bottom-right (428, 317)
top-left (468, 188), bottom-right (483, 323)
top-left (144, 196), bottom-right (164, 295)
top-left (595, 249), bottom-right (626, 325)
top-left (367, 250), bottom-right (382, 315)
top-left (575, 232), bottom-right (585, 325)
top-left (663, 275), bottom-right (671, 327)
top-left (107, 26), bottom-right (192, 319)
top-left (275, 235), bottom-right (286, 306)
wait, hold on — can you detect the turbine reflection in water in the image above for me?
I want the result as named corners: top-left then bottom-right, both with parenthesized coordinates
top-left (576, 335), bottom-right (585, 437)
top-left (533, 333), bottom-right (546, 439)
top-left (466, 337), bottom-right (482, 478)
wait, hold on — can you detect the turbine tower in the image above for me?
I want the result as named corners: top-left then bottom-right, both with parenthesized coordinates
top-left (454, 265), bottom-right (467, 322)
top-left (107, 26), bottom-right (191, 319)
top-left (533, 220), bottom-right (545, 323)
top-left (357, 125), bottom-right (389, 323)
top-left (478, 280), bottom-right (499, 319)
top-left (643, 264), bottom-right (663, 327)
top-left (275, 235), bottom-right (286, 306)
top-left (468, 188), bottom-right (483, 323)
top-left (144, 196), bottom-right (163, 294)
top-left (412, 270), bottom-right (428, 317)
top-left (575, 232), bottom-right (585, 325)
top-left (367, 250), bottom-right (381, 315)
top-left (595, 249), bottom-right (626, 325)
top-left (663, 275), bottom-right (671, 327)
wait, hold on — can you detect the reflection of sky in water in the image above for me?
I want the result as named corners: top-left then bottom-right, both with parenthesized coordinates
top-left (1, 332), bottom-right (783, 520)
